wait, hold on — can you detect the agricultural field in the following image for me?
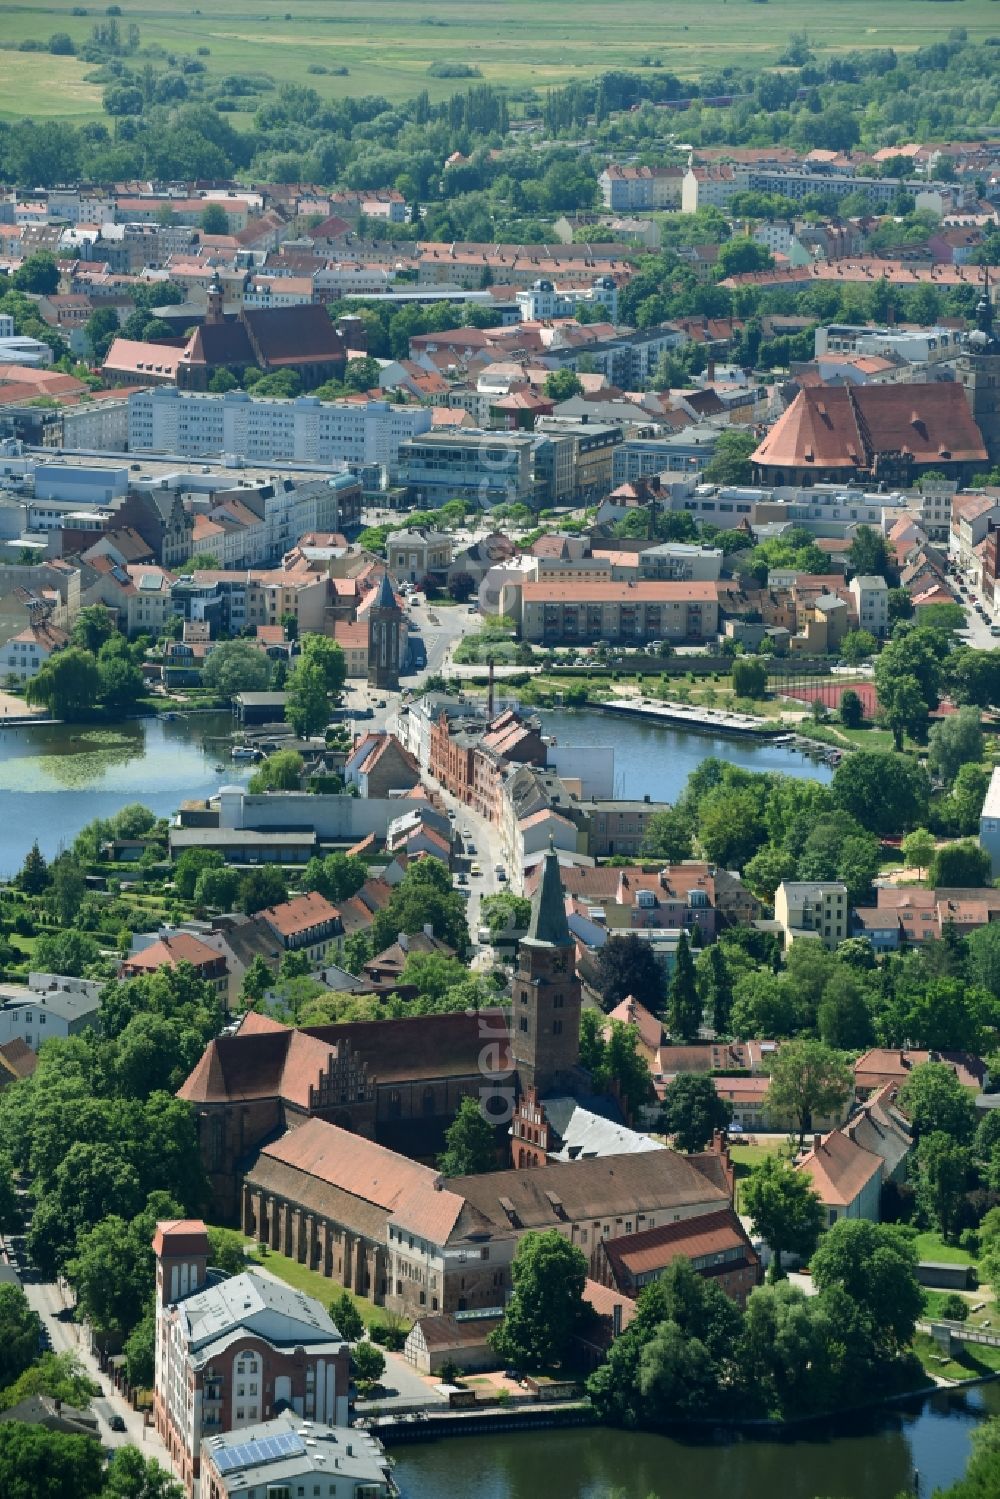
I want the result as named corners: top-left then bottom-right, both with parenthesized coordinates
top-left (1, 0), bottom-right (1000, 119)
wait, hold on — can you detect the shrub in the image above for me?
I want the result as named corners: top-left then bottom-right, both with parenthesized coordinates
top-left (938, 1293), bottom-right (969, 1322)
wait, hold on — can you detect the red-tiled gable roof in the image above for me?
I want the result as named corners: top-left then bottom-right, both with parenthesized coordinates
top-left (304, 1008), bottom-right (510, 1085)
top-left (582, 1279), bottom-right (637, 1331)
top-left (259, 890), bottom-right (339, 939)
top-left (601, 1208), bottom-right (755, 1281)
top-left (0, 1038), bottom-right (37, 1084)
top-left (606, 997), bottom-right (663, 1054)
top-left (259, 1115), bottom-right (440, 1210)
top-left (796, 1129), bottom-right (883, 1208)
top-left (122, 932), bottom-right (222, 973)
top-left (855, 1048), bottom-right (985, 1092)
top-left (752, 383), bottom-right (987, 471)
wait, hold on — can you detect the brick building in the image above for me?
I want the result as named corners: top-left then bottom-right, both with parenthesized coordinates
top-left (593, 1206), bottom-right (762, 1306)
top-left (152, 1219), bottom-right (349, 1496)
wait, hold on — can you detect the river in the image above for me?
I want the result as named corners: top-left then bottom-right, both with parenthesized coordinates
top-left (0, 711), bottom-right (251, 874)
top-left (538, 708), bottom-right (833, 803)
top-left (392, 1383), bottom-right (1000, 1499)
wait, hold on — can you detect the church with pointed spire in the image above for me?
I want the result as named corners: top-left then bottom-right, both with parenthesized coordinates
top-left (510, 839), bottom-right (584, 1097)
top-left (959, 269), bottom-right (1000, 464)
top-left (365, 572), bottom-right (403, 690)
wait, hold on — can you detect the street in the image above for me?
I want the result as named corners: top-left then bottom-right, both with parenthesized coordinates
top-left (6, 1243), bottom-right (173, 1467)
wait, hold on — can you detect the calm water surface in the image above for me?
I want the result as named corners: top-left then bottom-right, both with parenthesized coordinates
top-left (392, 1383), bottom-right (1000, 1499)
top-left (0, 711), bottom-right (250, 873)
top-left (539, 707), bottom-right (834, 803)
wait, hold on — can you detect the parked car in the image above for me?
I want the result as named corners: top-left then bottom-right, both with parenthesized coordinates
top-left (470, 862), bottom-right (483, 876)
top-left (108, 1415), bottom-right (127, 1433)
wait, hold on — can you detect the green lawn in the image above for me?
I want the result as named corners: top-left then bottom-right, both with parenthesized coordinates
top-left (922, 1291), bottom-right (994, 1330)
top-left (2, 0), bottom-right (1000, 118)
top-left (912, 1331), bottom-right (1000, 1383)
top-left (244, 1243), bottom-right (408, 1334)
top-left (913, 1232), bottom-right (979, 1268)
top-left (730, 1139), bottom-right (794, 1212)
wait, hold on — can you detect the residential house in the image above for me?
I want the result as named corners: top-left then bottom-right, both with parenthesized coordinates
top-left (384, 527), bottom-right (453, 586)
top-left (795, 1128), bottom-right (885, 1228)
top-left (120, 932), bottom-right (230, 1004)
top-left (0, 619), bottom-right (68, 683)
top-left (593, 1207), bottom-right (762, 1306)
top-left (343, 732), bottom-right (421, 799)
top-left (854, 1048), bottom-right (986, 1097)
top-left (774, 881), bottom-right (849, 950)
top-left (0, 972), bottom-right (102, 1050)
top-left (257, 892), bottom-right (342, 966)
top-left (848, 574), bottom-right (890, 638)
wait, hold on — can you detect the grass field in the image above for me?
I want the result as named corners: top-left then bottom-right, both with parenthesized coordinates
top-left (244, 1243), bottom-right (408, 1333)
top-left (2, 0), bottom-right (1000, 119)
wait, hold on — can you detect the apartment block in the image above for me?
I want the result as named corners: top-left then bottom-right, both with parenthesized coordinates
top-left (516, 579), bottom-right (719, 646)
top-left (774, 881), bottom-right (849, 950)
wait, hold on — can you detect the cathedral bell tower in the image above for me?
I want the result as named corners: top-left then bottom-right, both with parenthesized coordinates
top-left (511, 840), bottom-right (582, 1097)
top-left (367, 572), bottom-right (403, 691)
top-left (959, 267), bottom-right (1000, 464)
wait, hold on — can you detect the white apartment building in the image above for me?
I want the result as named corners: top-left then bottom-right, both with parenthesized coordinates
top-left (0, 973), bottom-right (102, 1049)
top-left (849, 574), bottom-right (890, 638)
top-left (515, 276), bottom-right (619, 323)
top-left (128, 388), bottom-right (432, 473)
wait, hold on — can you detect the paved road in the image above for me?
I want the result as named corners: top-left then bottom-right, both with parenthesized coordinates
top-left (9, 1248), bottom-right (173, 1467)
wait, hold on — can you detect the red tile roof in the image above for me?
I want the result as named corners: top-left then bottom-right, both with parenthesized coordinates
top-left (258, 891), bottom-right (339, 940)
top-left (752, 383), bottom-right (987, 471)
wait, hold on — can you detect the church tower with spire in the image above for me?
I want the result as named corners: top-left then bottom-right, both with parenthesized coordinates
top-left (958, 268), bottom-right (1000, 464)
top-left (367, 573), bottom-right (403, 690)
top-left (511, 841), bottom-right (582, 1097)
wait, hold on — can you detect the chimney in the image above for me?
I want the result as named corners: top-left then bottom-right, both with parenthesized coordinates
top-left (612, 1302), bottom-right (623, 1338)
top-left (398, 931), bottom-right (409, 951)
top-left (423, 922), bottom-right (434, 939)
top-left (813, 1133), bottom-right (823, 1152)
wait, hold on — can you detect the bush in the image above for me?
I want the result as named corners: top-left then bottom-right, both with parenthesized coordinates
top-left (938, 1293), bottom-right (969, 1322)
top-left (369, 1322), bottom-right (407, 1351)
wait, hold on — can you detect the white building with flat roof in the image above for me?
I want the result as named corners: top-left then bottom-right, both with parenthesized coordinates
top-left (128, 387), bottom-right (432, 472)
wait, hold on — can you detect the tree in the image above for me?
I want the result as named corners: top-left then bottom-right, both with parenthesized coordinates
top-left (898, 1061), bottom-right (976, 1143)
top-left (929, 839), bottom-right (992, 889)
top-left (17, 840), bottom-right (49, 895)
top-left (928, 707), bottom-right (985, 785)
top-left (285, 657), bottom-right (329, 738)
top-left (12, 251), bottom-right (60, 295)
top-left (901, 827), bottom-right (935, 879)
top-left (952, 761), bottom-right (993, 835)
top-left (304, 852), bottom-right (367, 904)
top-left (764, 1040), bottom-right (853, 1146)
top-left (26, 646), bottom-right (100, 721)
top-left (33, 927), bottom-right (100, 977)
top-left (489, 1230), bottom-right (587, 1371)
top-left (201, 640), bottom-right (271, 697)
top-left (103, 1447), bottom-right (185, 1499)
top-left (830, 751), bottom-right (928, 833)
top-left (479, 891), bottom-right (531, 938)
top-left (661, 1072), bottom-right (730, 1153)
top-left (248, 749), bottom-right (304, 792)
top-left (810, 1219), bottom-right (921, 1356)
top-left (173, 848), bottom-right (224, 900)
top-left (124, 1306), bottom-right (155, 1388)
top-left (594, 933), bottom-right (664, 1013)
top-left (698, 943), bottom-right (734, 1035)
top-left (84, 306), bottom-right (120, 363)
top-left (329, 1290), bottom-right (364, 1343)
top-left (639, 807), bottom-right (693, 863)
top-left (702, 429), bottom-right (757, 487)
top-left (877, 672), bottom-right (929, 751)
top-left (239, 866), bottom-right (288, 915)
top-left (200, 202), bottom-right (229, 235)
top-left (98, 648), bottom-right (144, 712)
top-left (240, 954), bottom-right (273, 1004)
top-left (668, 930), bottom-right (701, 1041)
top-left (438, 1095), bottom-right (498, 1176)
top-left (967, 923), bottom-right (1000, 1000)
top-left (193, 866), bottom-right (242, 909)
top-left (918, 1131), bottom-right (973, 1241)
top-left (731, 657), bottom-right (767, 700)
top-left (343, 355), bottom-right (382, 393)
top-left (742, 844), bottom-right (797, 903)
top-left (0, 1425), bottom-right (104, 1499)
top-left (352, 1341), bottom-right (386, 1388)
top-left (716, 236), bottom-right (773, 277)
top-left (0, 1351), bottom-right (96, 1413)
top-left (299, 634), bottom-right (347, 697)
top-left (817, 969), bottom-right (873, 1050)
top-left (935, 1416), bottom-right (1000, 1499)
top-left (0, 1284), bottom-right (42, 1388)
top-left (847, 525), bottom-right (891, 579)
top-left (742, 1156), bottom-right (824, 1278)
top-left (370, 860), bottom-right (470, 959)
top-left (840, 631), bottom-right (878, 667)
top-left (543, 368), bottom-right (584, 401)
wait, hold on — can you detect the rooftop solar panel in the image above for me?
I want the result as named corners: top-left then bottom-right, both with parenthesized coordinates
top-left (213, 1430), bottom-right (306, 1474)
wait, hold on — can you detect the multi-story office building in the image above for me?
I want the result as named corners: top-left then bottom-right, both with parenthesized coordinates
top-left (128, 388), bottom-right (432, 475)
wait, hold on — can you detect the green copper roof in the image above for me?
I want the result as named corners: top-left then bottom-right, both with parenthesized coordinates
top-left (524, 840), bottom-right (572, 948)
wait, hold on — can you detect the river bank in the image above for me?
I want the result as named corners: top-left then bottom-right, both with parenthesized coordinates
top-left (388, 1381), bottom-right (1000, 1499)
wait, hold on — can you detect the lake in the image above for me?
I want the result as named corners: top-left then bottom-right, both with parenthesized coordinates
top-left (538, 707), bottom-right (834, 803)
top-left (392, 1383), bottom-right (1000, 1499)
top-left (0, 711), bottom-right (251, 874)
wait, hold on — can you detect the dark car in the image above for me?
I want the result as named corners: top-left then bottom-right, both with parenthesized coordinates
top-left (108, 1414), bottom-right (127, 1433)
